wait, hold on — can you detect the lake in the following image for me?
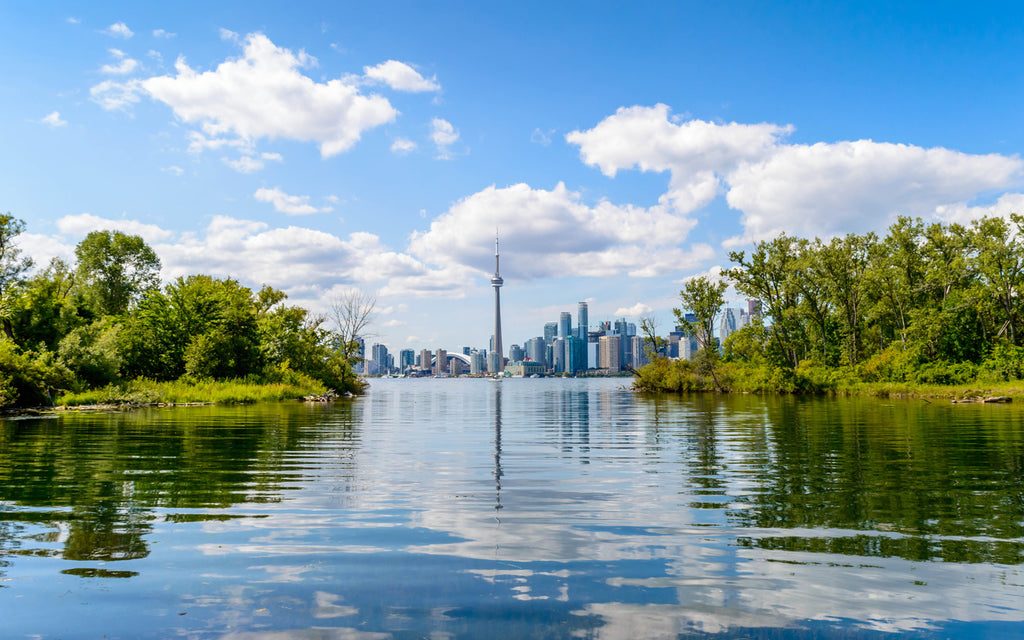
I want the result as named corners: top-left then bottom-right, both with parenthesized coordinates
top-left (1, 377), bottom-right (1023, 639)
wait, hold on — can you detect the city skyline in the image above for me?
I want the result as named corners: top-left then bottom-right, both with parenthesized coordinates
top-left (3, 3), bottom-right (1024, 352)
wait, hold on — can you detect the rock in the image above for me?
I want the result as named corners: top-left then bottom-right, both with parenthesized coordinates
top-left (983, 396), bottom-right (1012, 403)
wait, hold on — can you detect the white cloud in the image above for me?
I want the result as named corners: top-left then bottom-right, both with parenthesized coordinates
top-left (223, 152), bottom-right (282, 173)
top-left (142, 33), bottom-right (397, 157)
top-left (56, 213), bottom-right (175, 244)
top-left (363, 60), bottom-right (440, 92)
top-left (101, 49), bottom-right (139, 74)
top-left (253, 187), bottom-right (334, 215)
top-left (568, 104), bottom-right (791, 215)
top-left (724, 141), bottom-right (1023, 245)
top-left (103, 22), bottom-right (134, 39)
top-left (531, 128), bottom-right (554, 146)
top-left (613, 302), bottom-right (653, 318)
top-left (391, 137), bottom-right (417, 154)
top-left (934, 192), bottom-right (1024, 226)
top-left (39, 214), bottom-right (471, 303)
top-left (90, 79), bottom-right (142, 111)
top-left (431, 118), bottom-right (459, 158)
top-left (66, 17), bottom-right (80, 25)
top-left (153, 29), bottom-right (176, 39)
top-left (162, 165), bottom-right (184, 176)
top-left (41, 111), bottom-right (67, 127)
top-left (408, 182), bottom-right (712, 279)
top-left (219, 28), bottom-right (239, 42)
top-left (568, 104), bottom-right (1024, 246)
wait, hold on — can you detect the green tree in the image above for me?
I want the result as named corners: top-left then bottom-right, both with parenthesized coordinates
top-left (0, 213), bottom-right (34, 339)
top-left (75, 230), bottom-right (161, 317)
top-left (674, 275), bottom-right (727, 390)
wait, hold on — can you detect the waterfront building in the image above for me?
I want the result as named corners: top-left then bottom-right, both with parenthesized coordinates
top-left (506, 360), bottom-right (545, 377)
top-left (552, 337), bottom-right (566, 373)
top-left (577, 302), bottom-right (588, 340)
top-left (399, 349), bottom-right (415, 373)
top-left (599, 335), bottom-right (621, 372)
top-left (434, 349), bottom-right (447, 376)
top-left (544, 322), bottom-right (558, 344)
top-left (371, 344), bottom-right (390, 374)
top-left (559, 312), bottom-right (572, 339)
top-left (565, 335), bottom-right (587, 373)
top-left (486, 350), bottom-right (502, 374)
top-left (630, 335), bottom-right (649, 368)
top-left (419, 349), bottom-right (432, 374)
top-left (525, 337), bottom-right (546, 368)
top-left (470, 350), bottom-right (485, 374)
top-left (449, 358), bottom-right (465, 376)
top-left (509, 344), bottom-right (524, 363)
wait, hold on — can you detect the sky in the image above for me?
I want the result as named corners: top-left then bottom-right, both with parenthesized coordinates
top-left (3, 1), bottom-right (1024, 355)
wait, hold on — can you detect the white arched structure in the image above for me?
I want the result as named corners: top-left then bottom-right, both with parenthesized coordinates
top-left (431, 352), bottom-right (472, 367)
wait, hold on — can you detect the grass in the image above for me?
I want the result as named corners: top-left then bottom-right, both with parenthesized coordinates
top-left (55, 375), bottom-right (328, 407)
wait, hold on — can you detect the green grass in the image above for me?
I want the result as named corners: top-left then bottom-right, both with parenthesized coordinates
top-left (55, 375), bottom-right (328, 407)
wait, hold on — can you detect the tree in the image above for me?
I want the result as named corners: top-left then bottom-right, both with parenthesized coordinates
top-left (329, 289), bottom-right (376, 367)
top-left (0, 213), bottom-right (34, 339)
top-left (674, 276), bottom-right (727, 390)
top-left (75, 230), bottom-right (161, 316)
top-left (639, 315), bottom-right (667, 361)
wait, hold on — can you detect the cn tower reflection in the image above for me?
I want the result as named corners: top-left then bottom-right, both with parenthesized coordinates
top-left (493, 381), bottom-right (503, 517)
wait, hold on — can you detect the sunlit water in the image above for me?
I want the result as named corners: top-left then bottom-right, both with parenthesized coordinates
top-left (1, 377), bottom-right (1023, 639)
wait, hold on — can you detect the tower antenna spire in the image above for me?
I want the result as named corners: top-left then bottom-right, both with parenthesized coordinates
top-left (490, 229), bottom-right (504, 373)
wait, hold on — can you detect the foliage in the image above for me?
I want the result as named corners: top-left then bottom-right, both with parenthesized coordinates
top-left (57, 317), bottom-right (123, 387)
top-left (55, 374), bottom-right (326, 407)
top-left (75, 230), bottom-right (161, 316)
top-left (0, 339), bottom-right (73, 407)
top-left (642, 214), bottom-right (1024, 397)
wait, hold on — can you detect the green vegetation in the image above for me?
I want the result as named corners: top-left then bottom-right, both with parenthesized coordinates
top-left (0, 212), bottom-right (366, 408)
top-left (637, 214), bottom-right (1024, 398)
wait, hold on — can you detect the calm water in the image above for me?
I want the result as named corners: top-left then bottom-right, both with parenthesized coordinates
top-left (1, 378), bottom-right (1023, 639)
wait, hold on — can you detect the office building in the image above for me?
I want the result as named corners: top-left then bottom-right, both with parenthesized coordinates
top-left (434, 348), bottom-right (447, 375)
top-left (577, 302), bottom-right (588, 340)
top-left (399, 349), bottom-right (415, 373)
top-left (509, 344), bottom-right (524, 363)
top-left (559, 312), bottom-right (572, 339)
top-left (599, 335), bottom-right (621, 372)
top-left (544, 322), bottom-right (558, 344)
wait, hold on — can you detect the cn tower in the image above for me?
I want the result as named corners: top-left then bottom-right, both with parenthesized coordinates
top-left (491, 234), bottom-right (503, 366)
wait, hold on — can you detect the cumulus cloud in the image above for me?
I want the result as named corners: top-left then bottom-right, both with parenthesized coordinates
top-left (90, 79), bottom-right (142, 111)
top-left (613, 302), bottom-right (653, 318)
top-left (567, 104), bottom-right (1024, 246)
top-left (39, 214), bottom-right (472, 303)
top-left (724, 141), bottom-right (1023, 245)
top-left (254, 187), bottom-right (334, 215)
top-left (391, 137), bottom-right (417, 154)
top-left (41, 111), bottom-right (66, 127)
top-left (142, 33), bottom-right (397, 157)
top-left (56, 213), bottom-right (175, 244)
top-left (934, 192), bottom-right (1024, 226)
top-left (223, 151), bottom-right (283, 173)
top-left (101, 49), bottom-right (139, 75)
top-left (103, 22), bottom-right (134, 39)
top-left (408, 182), bottom-right (712, 279)
top-left (363, 60), bottom-right (440, 92)
top-left (431, 118), bottom-right (459, 158)
top-left (153, 29), bottom-right (175, 39)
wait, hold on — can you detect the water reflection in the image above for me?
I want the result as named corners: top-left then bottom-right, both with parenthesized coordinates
top-left (1, 380), bottom-right (1023, 639)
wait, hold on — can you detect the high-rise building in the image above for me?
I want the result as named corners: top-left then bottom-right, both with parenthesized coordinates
top-left (576, 302), bottom-right (588, 340)
top-left (552, 337), bottom-right (566, 373)
top-left (630, 335), bottom-right (649, 368)
top-left (371, 343), bottom-right (390, 374)
top-left (543, 322), bottom-right (557, 345)
top-left (559, 312), bottom-right (572, 339)
top-left (565, 335), bottom-right (587, 373)
top-left (399, 349), bottom-right (415, 373)
top-left (491, 235), bottom-right (504, 370)
top-left (470, 350), bottom-right (485, 374)
top-left (509, 344), bottom-right (524, 362)
top-left (719, 308), bottom-right (739, 345)
top-left (599, 335), bottom-right (621, 372)
top-left (525, 337), bottom-right (546, 367)
top-left (419, 349), bottom-right (432, 373)
top-left (486, 350), bottom-right (502, 374)
top-left (748, 299), bottom-right (762, 318)
top-left (434, 348), bottom-right (447, 376)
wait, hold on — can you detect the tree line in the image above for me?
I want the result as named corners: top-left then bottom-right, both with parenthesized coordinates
top-left (0, 213), bottom-right (369, 407)
top-left (640, 214), bottom-right (1024, 392)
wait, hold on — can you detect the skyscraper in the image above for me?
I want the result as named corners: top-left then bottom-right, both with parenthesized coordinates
top-left (491, 234), bottom-right (504, 370)
top-left (543, 322), bottom-right (558, 344)
top-left (577, 301), bottom-right (588, 340)
top-left (559, 312), bottom-right (572, 339)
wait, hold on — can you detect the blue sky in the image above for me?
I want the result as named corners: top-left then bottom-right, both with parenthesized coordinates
top-left (3, 2), bottom-right (1024, 354)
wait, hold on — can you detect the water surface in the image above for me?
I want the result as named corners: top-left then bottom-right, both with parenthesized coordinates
top-left (1, 378), bottom-right (1023, 638)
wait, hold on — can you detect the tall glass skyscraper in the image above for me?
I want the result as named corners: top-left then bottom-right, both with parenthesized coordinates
top-left (577, 302), bottom-right (588, 340)
top-left (559, 312), bottom-right (572, 339)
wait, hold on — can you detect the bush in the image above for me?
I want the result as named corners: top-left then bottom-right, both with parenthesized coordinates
top-left (977, 340), bottom-right (1024, 382)
top-left (57, 318), bottom-right (122, 387)
top-left (0, 340), bottom-right (73, 406)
